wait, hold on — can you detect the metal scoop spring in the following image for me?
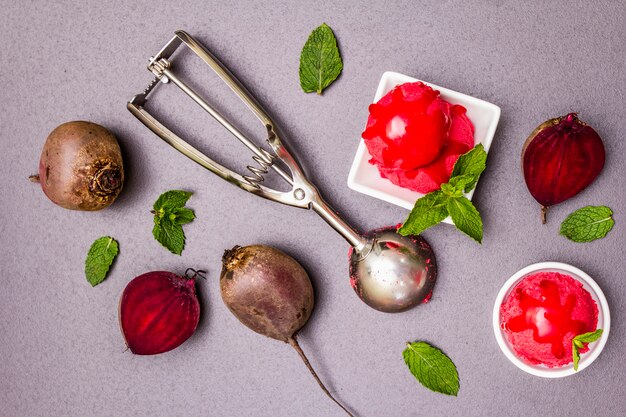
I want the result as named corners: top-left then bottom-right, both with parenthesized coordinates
top-left (127, 30), bottom-right (365, 250)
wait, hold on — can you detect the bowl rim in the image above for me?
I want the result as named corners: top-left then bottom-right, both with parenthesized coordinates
top-left (492, 261), bottom-right (610, 378)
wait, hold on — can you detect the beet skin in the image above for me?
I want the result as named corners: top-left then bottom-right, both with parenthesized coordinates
top-left (37, 121), bottom-right (124, 210)
top-left (220, 245), bottom-right (313, 342)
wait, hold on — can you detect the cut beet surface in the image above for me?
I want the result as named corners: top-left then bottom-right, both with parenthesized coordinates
top-left (522, 113), bottom-right (605, 223)
top-left (119, 271), bottom-right (201, 355)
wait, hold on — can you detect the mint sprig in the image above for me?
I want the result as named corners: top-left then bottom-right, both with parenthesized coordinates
top-left (560, 206), bottom-right (614, 242)
top-left (152, 190), bottom-right (196, 255)
top-left (572, 329), bottom-right (603, 371)
top-left (85, 236), bottom-right (119, 287)
top-left (399, 144), bottom-right (486, 242)
top-left (299, 23), bottom-right (343, 94)
top-left (403, 341), bottom-right (460, 396)
top-left (446, 196), bottom-right (483, 243)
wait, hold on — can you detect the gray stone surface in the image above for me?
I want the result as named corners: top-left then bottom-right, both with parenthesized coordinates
top-left (1, 1), bottom-right (625, 416)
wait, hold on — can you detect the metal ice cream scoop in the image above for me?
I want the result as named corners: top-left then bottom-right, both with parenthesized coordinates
top-left (127, 30), bottom-right (437, 313)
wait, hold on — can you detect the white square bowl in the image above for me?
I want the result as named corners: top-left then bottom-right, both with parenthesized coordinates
top-left (347, 71), bottom-right (501, 223)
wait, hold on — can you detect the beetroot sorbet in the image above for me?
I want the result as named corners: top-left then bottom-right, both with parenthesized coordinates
top-left (500, 272), bottom-right (598, 368)
top-left (362, 82), bottom-right (475, 193)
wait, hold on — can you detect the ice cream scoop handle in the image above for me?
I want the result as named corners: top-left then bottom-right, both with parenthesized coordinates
top-left (310, 194), bottom-right (367, 252)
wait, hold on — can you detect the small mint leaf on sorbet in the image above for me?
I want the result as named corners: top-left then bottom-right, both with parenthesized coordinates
top-left (572, 329), bottom-right (603, 371)
top-left (575, 329), bottom-right (603, 343)
top-left (299, 23), bottom-right (343, 94)
top-left (572, 345), bottom-right (581, 371)
top-left (450, 144), bottom-right (487, 192)
top-left (560, 206), bottom-right (614, 242)
top-left (152, 190), bottom-right (195, 255)
top-left (403, 341), bottom-right (459, 396)
top-left (398, 191), bottom-right (449, 236)
top-left (85, 236), bottom-right (119, 287)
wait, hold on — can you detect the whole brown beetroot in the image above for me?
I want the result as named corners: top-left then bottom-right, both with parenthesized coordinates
top-left (220, 245), bottom-right (353, 416)
top-left (221, 244), bottom-right (313, 341)
top-left (35, 121), bottom-right (124, 210)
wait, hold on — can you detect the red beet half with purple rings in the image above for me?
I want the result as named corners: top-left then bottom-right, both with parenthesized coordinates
top-left (522, 113), bottom-right (605, 223)
top-left (119, 270), bottom-right (201, 355)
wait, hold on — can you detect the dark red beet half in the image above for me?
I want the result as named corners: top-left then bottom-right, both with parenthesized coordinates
top-left (522, 113), bottom-right (605, 223)
top-left (119, 271), bottom-right (200, 355)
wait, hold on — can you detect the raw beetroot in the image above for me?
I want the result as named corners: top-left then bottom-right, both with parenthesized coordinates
top-left (34, 121), bottom-right (124, 210)
top-left (522, 113), bottom-right (605, 223)
top-left (119, 270), bottom-right (201, 355)
top-left (220, 245), bottom-right (353, 416)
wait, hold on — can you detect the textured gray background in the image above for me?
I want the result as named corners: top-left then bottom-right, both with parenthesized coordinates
top-left (1, 1), bottom-right (625, 416)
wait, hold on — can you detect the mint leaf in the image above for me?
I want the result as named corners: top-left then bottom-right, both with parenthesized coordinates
top-left (403, 341), bottom-right (459, 396)
top-left (573, 329), bottom-right (603, 343)
top-left (441, 182), bottom-right (463, 198)
top-left (299, 23), bottom-right (343, 94)
top-left (170, 207), bottom-right (195, 225)
top-left (398, 191), bottom-right (449, 236)
top-left (572, 329), bottom-right (603, 371)
top-left (446, 196), bottom-right (483, 243)
top-left (152, 190), bottom-right (195, 255)
top-left (447, 175), bottom-right (474, 193)
top-left (85, 236), bottom-right (119, 287)
top-left (560, 206), bottom-right (614, 242)
top-left (572, 344), bottom-right (581, 371)
top-left (399, 145), bottom-right (486, 242)
top-left (153, 190), bottom-right (192, 213)
top-left (153, 217), bottom-right (185, 255)
top-left (450, 144), bottom-right (487, 192)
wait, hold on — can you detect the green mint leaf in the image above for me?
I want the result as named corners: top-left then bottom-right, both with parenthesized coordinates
top-left (450, 144), bottom-right (487, 192)
top-left (446, 196), bottom-right (483, 243)
top-left (447, 175), bottom-right (474, 193)
top-left (153, 217), bottom-right (185, 255)
top-left (169, 207), bottom-right (195, 225)
top-left (152, 190), bottom-right (194, 255)
top-left (403, 341), bottom-right (460, 396)
top-left (398, 191), bottom-right (449, 236)
top-left (399, 145), bottom-right (487, 242)
top-left (441, 182), bottom-right (464, 198)
top-left (560, 206), bottom-right (614, 242)
top-left (299, 23), bottom-right (343, 94)
top-left (85, 236), bottom-right (119, 287)
top-left (572, 329), bottom-right (603, 371)
top-left (153, 190), bottom-right (192, 212)
top-left (572, 345), bottom-right (581, 371)
top-left (573, 329), bottom-right (603, 344)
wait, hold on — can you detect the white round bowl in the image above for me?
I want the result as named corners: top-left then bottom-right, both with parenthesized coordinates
top-left (493, 262), bottom-right (610, 378)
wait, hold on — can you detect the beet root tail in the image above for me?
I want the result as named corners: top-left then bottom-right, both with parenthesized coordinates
top-left (541, 205), bottom-right (548, 224)
top-left (288, 336), bottom-right (355, 417)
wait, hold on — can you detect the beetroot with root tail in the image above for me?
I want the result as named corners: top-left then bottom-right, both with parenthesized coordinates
top-left (522, 113), bottom-right (605, 224)
top-left (119, 270), bottom-right (202, 355)
top-left (220, 245), bottom-right (354, 416)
